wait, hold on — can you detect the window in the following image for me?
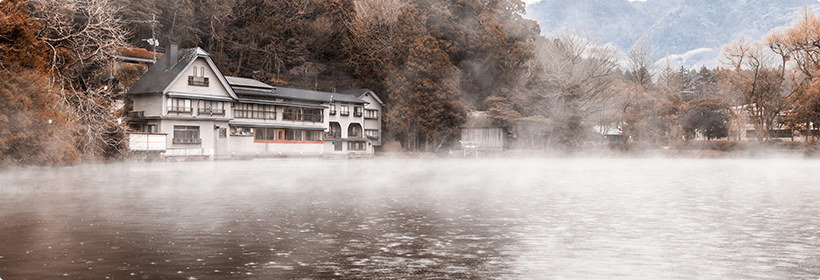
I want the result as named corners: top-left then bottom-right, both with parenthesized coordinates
top-left (340, 105), bottom-right (349, 116)
top-left (333, 141), bottom-right (343, 151)
top-left (305, 130), bottom-right (323, 142)
top-left (254, 128), bottom-right (277, 141)
top-left (188, 76), bottom-right (209, 86)
top-left (327, 122), bottom-right (341, 138)
top-left (365, 109), bottom-right (379, 119)
top-left (252, 128), bottom-right (323, 143)
top-left (188, 66), bottom-right (209, 86)
top-left (348, 124), bottom-right (362, 138)
top-left (365, 129), bottom-right (379, 139)
top-left (167, 98), bottom-right (192, 113)
top-left (348, 141), bottom-right (365, 151)
top-left (284, 129), bottom-right (304, 141)
top-left (173, 126), bottom-right (200, 144)
top-left (283, 107), bottom-right (298, 121)
top-left (354, 106), bottom-right (362, 117)
top-left (283, 107), bottom-right (323, 122)
top-left (302, 108), bottom-right (322, 122)
top-left (198, 101), bottom-right (224, 115)
top-left (235, 103), bottom-right (275, 119)
top-left (329, 104), bottom-right (336, 115)
top-left (231, 127), bottom-right (253, 136)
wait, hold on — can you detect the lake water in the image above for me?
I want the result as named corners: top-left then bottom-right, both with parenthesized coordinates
top-left (1, 158), bottom-right (819, 279)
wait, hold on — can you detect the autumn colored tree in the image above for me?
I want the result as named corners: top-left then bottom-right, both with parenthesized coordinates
top-left (0, 0), bottom-right (80, 166)
top-left (721, 37), bottom-right (790, 142)
top-left (385, 5), bottom-right (465, 152)
top-left (767, 6), bottom-right (820, 142)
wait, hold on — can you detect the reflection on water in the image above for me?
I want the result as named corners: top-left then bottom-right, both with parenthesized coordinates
top-left (1, 158), bottom-right (819, 279)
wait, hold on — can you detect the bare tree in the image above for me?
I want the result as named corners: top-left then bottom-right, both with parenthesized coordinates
top-left (626, 37), bottom-right (658, 89)
top-left (29, 0), bottom-right (131, 161)
top-left (616, 37), bottom-right (679, 143)
top-left (345, 0), bottom-right (403, 71)
top-left (537, 29), bottom-right (620, 117)
top-left (524, 28), bottom-right (620, 147)
top-left (720, 37), bottom-right (790, 142)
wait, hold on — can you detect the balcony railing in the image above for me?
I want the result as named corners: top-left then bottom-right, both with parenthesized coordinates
top-left (168, 107), bottom-right (192, 113)
top-left (325, 131), bottom-right (341, 139)
top-left (284, 112), bottom-right (323, 122)
top-left (188, 76), bottom-right (209, 87)
top-left (340, 111), bottom-right (350, 116)
top-left (354, 111), bottom-right (362, 117)
top-left (198, 108), bottom-right (225, 115)
top-left (172, 138), bottom-right (202, 144)
top-left (127, 111), bottom-right (144, 118)
top-left (234, 109), bottom-right (275, 120)
top-left (329, 110), bottom-right (336, 115)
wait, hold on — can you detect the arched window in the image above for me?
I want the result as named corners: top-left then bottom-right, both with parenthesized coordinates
top-left (348, 123), bottom-right (362, 138)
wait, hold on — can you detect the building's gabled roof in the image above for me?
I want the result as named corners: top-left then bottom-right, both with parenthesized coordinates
top-left (226, 76), bottom-right (274, 90)
top-left (127, 47), bottom-right (237, 100)
top-left (270, 87), bottom-right (366, 104)
top-left (338, 89), bottom-right (385, 106)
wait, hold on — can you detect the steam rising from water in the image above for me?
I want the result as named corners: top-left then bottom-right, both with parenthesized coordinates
top-left (1, 158), bottom-right (819, 279)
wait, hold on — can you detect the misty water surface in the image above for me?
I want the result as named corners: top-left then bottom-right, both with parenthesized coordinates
top-left (1, 158), bottom-right (819, 279)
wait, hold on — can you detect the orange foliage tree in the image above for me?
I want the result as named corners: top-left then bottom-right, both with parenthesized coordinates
top-left (767, 7), bottom-right (820, 142)
top-left (0, 0), bottom-right (80, 166)
top-left (721, 37), bottom-right (790, 142)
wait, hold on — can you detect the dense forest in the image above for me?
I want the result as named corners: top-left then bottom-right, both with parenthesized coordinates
top-left (3, 0), bottom-right (820, 166)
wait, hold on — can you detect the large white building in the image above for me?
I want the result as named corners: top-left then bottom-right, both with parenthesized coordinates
top-left (125, 46), bottom-right (384, 159)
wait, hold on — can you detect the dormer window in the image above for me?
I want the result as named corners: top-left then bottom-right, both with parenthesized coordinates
top-left (188, 66), bottom-right (209, 87)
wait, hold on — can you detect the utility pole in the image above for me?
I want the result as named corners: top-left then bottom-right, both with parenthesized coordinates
top-left (131, 14), bottom-right (159, 63)
top-left (150, 14), bottom-right (157, 62)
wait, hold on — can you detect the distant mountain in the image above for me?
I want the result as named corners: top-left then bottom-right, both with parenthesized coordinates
top-left (525, 0), bottom-right (820, 68)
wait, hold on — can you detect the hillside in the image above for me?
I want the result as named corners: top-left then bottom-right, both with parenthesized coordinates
top-left (525, 0), bottom-right (820, 68)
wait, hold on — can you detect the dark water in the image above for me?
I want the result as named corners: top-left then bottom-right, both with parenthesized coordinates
top-left (1, 158), bottom-right (819, 279)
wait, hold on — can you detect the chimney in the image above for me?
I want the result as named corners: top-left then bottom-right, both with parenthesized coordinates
top-left (167, 44), bottom-right (178, 68)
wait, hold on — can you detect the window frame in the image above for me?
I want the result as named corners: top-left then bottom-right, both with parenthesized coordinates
top-left (167, 98), bottom-right (192, 113)
top-left (253, 128), bottom-right (323, 143)
top-left (347, 141), bottom-right (366, 151)
top-left (198, 101), bottom-right (224, 115)
top-left (172, 126), bottom-right (201, 144)
top-left (235, 103), bottom-right (276, 119)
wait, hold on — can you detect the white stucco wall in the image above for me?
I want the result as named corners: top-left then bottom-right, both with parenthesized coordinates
top-left (360, 93), bottom-right (383, 146)
top-left (229, 136), bottom-right (324, 157)
top-left (132, 94), bottom-right (163, 116)
top-left (166, 58), bottom-right (232, 98)
top-left (159, 119), bottom-right (229, 152)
